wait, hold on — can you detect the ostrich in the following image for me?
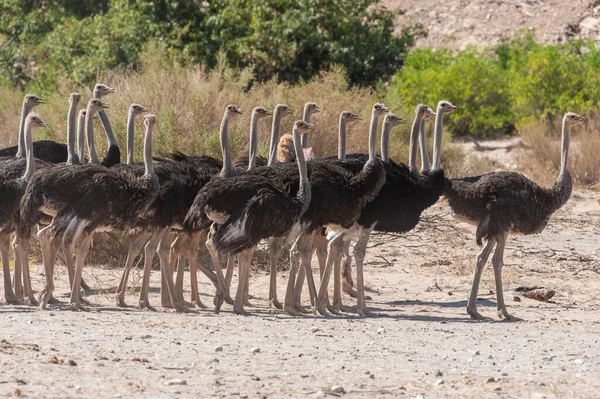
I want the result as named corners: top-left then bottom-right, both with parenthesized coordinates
top-left (92, 83), bottom-right (121, 167)
top-left (18, 98), bottom-right (111, 309)
top-left (114, 104), bottom-right (241, 311)
top-left (125, 104), bottom-right (149, 164)
top-left (417, 107), bottom-right (437, 174)
top-left (183, 120), bottom-right (316, 315)
top-left (319, 102), bottom-right (456, 316)
top-left (76, 110), bottom-right (87, 163)
top-left (0, 94), bottom-right (49, 160)
top-left (444, 112), bottom-right (585, 321)
top-left (1, 113), bottom-right (48, 305)
top-left (32, 113), bottom-right (158, 311)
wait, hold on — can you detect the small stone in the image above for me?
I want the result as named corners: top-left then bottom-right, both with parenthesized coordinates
top-left (331, 386), bottom-right (345, 393)
top-left (67, 359), bottom-right (77, 366)
top-left (48, 356), bottom-right (59, 364)
top-left (376, 327), bottom-right (385, 334)
top-left (473, 350), bottom-right (480, 356)
top-left (311, 391), bottom-right (326, 398)
top-left (573, 359), bottom-right (584, 365)
top-left (74, 385), bottom-right (81, 391)
top-left (26, 320), bottom-right (33, 325)
top-left (310, 327), bottom-right (321, 333)
top-left (124, 336), bottom-right (132, 341)
top-left (250, 347), bottom-right (261, 353)
top-left (513, 296), bottom-right (521, 302)
top-left (164, 379), bottom-right (187, 386)
top-left (436, 370), bottom-right (443, 377)
top-left (434, 379), bottom-right (444, 386)
top-left (214, 346), bottom-right (223, 352)
top-left (486, 377), bottom-right (498, 383)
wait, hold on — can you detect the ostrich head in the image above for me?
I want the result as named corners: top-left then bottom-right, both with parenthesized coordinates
top-left (305, 102), bottom-right (321, 116)
top-left (88, 98), bottom-right (110, 113)
top-left (93, 83), bottom-right (115, 98)
top-left (341, 111), bottom-right (362, 123)
top-left (564, 112), bottom-right (586, 126)
top-left (294, 120), bottom-right (316, 134)
top-left (415, 103), bottom-right (429, 117)
top-left (252, 106), bottom-right (274, 119)
top-left (437, 100), bottom-right (457, 115)
top-left (24, 94), bottom-right (45, 109)
top-left (69, 92), bottom-right (82, 104)
top-left (274, 104), bottom-right (293, 118)
top-left (384, 113), bottom-right (405, 127)
top-left (372, 103), bottom-right (389, 116)
top-left (425, 107), bottom-right (436, 120)
top-left (26, 113), bottom-right (47, 129)
top-left (78, 109), bottom-right (87, 121)
top-left (129, 103), bottom-right (148, 116)
top-left (225, 104), bottom-right (243, 119)
top-left (143, 114), bottom-right (157, 130)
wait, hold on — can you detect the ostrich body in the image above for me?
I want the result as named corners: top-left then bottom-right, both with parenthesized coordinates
top-left (321, 102), bottom-right (455, 315)
top-left (1, 114), bottom-right (48, 305)
top-left (444, 112), bottom-right (585, 321)
top-left (184, 120), bottom-right (315, 315)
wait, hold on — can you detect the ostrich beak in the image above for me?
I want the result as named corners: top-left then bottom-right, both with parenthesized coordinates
top-left (265, 109), bottom-right (274, 115)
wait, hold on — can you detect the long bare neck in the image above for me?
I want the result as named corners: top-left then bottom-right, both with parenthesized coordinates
top-left (368, 111), bottom-right (379, 161)
top-left (301, 106), bottom-right (311, 148)
top-left (559, 117), bottom-right (571, 177)
top-left (247, 114), bottom-right (259, 171)
top-left (77, 116), bottom-right (85, 162)
top-left (143, 123), bottom-right (154, 178)
top-left (220, 115), bottom-right (236, 177)
top-left (408, 114), bottom-right (423, 172)
top-left (419, 119), bottom-right (431, 172)
top-left (97, 110), bottom-right (117, 150)
top-left (293, 128), bottom-right (311, 214)
top-left (268, 111), bottom-right (283, 166)
top-left (432, 111), bottom-right (445, 171)
top-left (338, 117), bottom-right (347, 160)
top-left (66, 100), bottom-right (80, 165)
top-left (16, 101), bottom-right (31, 158)
top-left (126, 111), bottom-right (136, 164)
top-left (86, 108), bottom-right (101, 165)
top-left (380, 121), bottom-right (393, 162)
top-left (22, 120), bottom-right (36, 180)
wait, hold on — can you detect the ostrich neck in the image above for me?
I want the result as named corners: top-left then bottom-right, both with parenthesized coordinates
top-left (86, 108), bottom-right (101, 165)
top-left (268, 111), bottom-right (283, 166)
top-left (16, 101), bottom-right (31, 158)
top-left (301, 107), bottom-right (311, 148)
top-left (98, 110), bottom-right (117, 148)
top-left (77, 117), bottom-right (86, 162)
top-left (143, 123), bottom-right (154, 178)
top-left (380, 121), bottom-right (394, 162)
top-left (66, 100), bottom-right (80, 165)
top-left (559, 118), bottom-right (570, 177)
top-left (220, 116), bottom-right (236, 177)
top-left (338, 118), bottom-right (347, 160)
top-left (368, 111), bottom-right (379, 161)
top-left (293, 128), bottom-right (311, 215)
top-left (408, 114), bottom-right (424, 172)
top-left (419, 119), bottom-right (431, 172)
top-left (432, 111), bottom-right (445, 171)
top-left (22, 120), bottom-right (36, 180)
top-left (247, 114), bottom-right (259, 171)
top-left (126, 111), bottom-right (136, 164)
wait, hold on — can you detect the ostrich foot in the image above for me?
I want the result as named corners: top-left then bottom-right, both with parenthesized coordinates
top-left (47, 296), bottom-right (61, 305)
top-left (79, 296), bottom-right (91, 306)
top-left (139, 300), bottom-right (157, 312)
top-left (467, 307), bottom-right (492, 321)
top-left (173, 303), bottom-right (191, 313)
top-left (224, 294), bottom-right (234, 305)
top-left (498, 309), bottom-right (522, 322)
top-left (115, 295), bottom-right (130, 308)
top-left (332, 299), bottom-right (348, 313)
top-left (326, 302), bottom-right (341, 316)
top-left (233, 305), bottom-right (249, 316)
top-left (213, 293), bottom-right (225, 314)
top-left (25, 296), bottom-right (39, 307)
top-left (68, 302), bottom-right (89, 312)
top-left (284, 304), bottom-right (303, 316)
top-left (357, 306), bottom-right (373, 317)
top-left (192, 298), bottom-right (207, 309)
top-left (270, 297), bottom-right (283, 309)
top-left (161, 297), bottom-right (173, 309)
top-left (342, 281), bottom-right (358, 298)
top-left (5, 293), bottom-right (26, 305)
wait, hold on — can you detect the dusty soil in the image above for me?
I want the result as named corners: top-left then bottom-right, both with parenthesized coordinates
top-left (2, 176), bottom-right (600, 398)
top-left (384, 0), bottom-right (600, 50)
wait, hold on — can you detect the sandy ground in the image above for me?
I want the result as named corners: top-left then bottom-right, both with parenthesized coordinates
top-left (2, 181), bottom-right (600, 398)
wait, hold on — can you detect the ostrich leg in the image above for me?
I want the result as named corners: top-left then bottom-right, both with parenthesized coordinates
top-left (37, 225), bottom-right (59, 309)
top-left (116, 231), bottom-right (151, 307)
top-left (342, 240), bottom-right (357, 298)
top-left (156, 229), bottom-right (190, 313)
top-left (233, 247), bottom-right (256, 315)
top-left (179, 231), bottom-right (219, 308)
top-left (284, 234), bottom-right (305, 316)
top-left (12, 242), bottom-right (23, 300)
top-left (206, 228), bottom-right (230, 314)
top-left (1, 235), bottom-right (23, 304)
top-left (223, 255), bottom-right (236, 305)
top-left (466, 238), bottom-right (496, 320)
top-left (317, 231), bottom-right (345, 316)
top-left (492, 233), bottom-right (521, 321)
top-left (69, 231), bottom-right (94, 311)
top-left (139, 230), bottom-right (162, 311)
top-left (268, 237), bottom-right (285, 309)
top-left (352, 228), bottom-right (375, 316)
top-left (13, 237), bottom-right (37, 306)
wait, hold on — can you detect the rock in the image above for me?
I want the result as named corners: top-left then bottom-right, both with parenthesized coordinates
top-left (473, 350), bottom-right (480, 356)
top-left (377, 327), bottom-right (385, 334)
top-left (250, 347), bottom-right (261, 353)
top-left (434, 379), bottom-right (444, 385)
top-left (513, 296), bottom-right (521, 302)
top-left (310, 327), bottom-right (321, 333)
top-left (67, 359), bottom-right (77, 366)
top-left (164, 379), bottom-right (187, 386)
top-left (486, 377), bottom-right (498, 383)
top-left (436, 370), bottom-right (443, 377)
top-left (214, 346), bottom-right (223, 352)
top-left (331, 386), bottom-right (345, 393)
top-left (573, 359), bottom-right (584, 365)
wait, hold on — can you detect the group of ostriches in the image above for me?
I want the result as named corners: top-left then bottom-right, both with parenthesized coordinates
top-left (0, 84), bottom-right (586, 321)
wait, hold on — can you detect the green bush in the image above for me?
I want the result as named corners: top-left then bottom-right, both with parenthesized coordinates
top-left (0, 0), bottom-right (416, 90)
top-left (387, 34), bottom-right (600, 138)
